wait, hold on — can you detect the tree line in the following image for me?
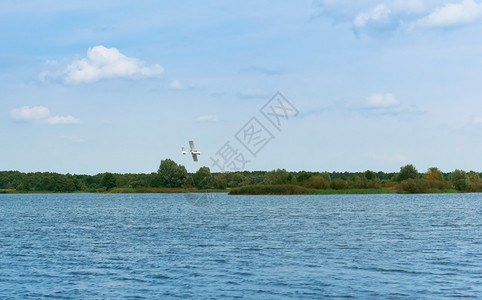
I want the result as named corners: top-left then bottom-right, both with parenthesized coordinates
top-left (1, 159), bottom-right (481, 193)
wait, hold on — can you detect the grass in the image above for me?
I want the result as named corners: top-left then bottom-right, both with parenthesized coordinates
top-left (109, 187), bottom-right (137, 193)
top-left (228, 185), bottom-right (423, 195)
top-left (108, 187), bottom-right (228, 193)
top-left (310, 188), bottom-right (396, 195)
top-left (124, 187), bottom-right (185, 193)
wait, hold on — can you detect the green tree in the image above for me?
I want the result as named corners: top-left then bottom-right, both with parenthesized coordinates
top-left (396, 178), bottom-right (428, 193)
top-left (157, 159), bottom-right (188, 188)
top-left (398, 164), bottom-right (418, 182)
top-left (331, 178), bottom-right (348, 190)
top-left (56, 175), bottom-right (76, 192)
top-left (16, 182), bottom-right (31, 192)
top-left (101, 172), bottom-right (116, 190)
top-left (320, 172), bottom-right (331, 183)
top-left (468, 171), bottom-right (481, 191)
top-left (304, 175), bottom-right (330, 189)
top-left (424, 167), bottom-right (449, 191)
top-left (193, 166), bottom-right (212, 189)
top-left (297, 171), bottom-right (312, 183)
top-left (425, 167), bottom-right (444, 181)
top-left (225, 172), bottom-right (249, 187)
top-left (212, 174), bottom-right (227, 189)
top-left (265, 169), bottom-right (290, 185)
top-left (450, 169), bottom-right (470, 192)
top-left (364, 170), bottom-right (377, 180)
top-left (468, 171), bottom-right (482, 192)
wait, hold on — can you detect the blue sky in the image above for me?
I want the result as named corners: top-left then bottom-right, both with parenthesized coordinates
top-left (2, 0), bottom-right (482, 174)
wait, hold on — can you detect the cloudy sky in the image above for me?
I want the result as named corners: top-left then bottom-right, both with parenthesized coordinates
top-left (2, 0), bottom-right (482, 174)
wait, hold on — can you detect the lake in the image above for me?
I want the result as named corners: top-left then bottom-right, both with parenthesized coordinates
top-left (0, 193), bottom-right (480, 299)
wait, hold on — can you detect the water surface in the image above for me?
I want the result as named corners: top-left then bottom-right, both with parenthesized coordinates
top-left (0, 193), bottom-right (480, 299)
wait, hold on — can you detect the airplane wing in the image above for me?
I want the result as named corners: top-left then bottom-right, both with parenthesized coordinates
top-left (189, 140), bottom-right (195, 151)
top-left (192, 154), bottom-right (198, 162)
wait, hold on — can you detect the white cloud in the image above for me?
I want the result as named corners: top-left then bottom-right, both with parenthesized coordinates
top-left (354, 4), bottom-right (392, 28)
top-left (313, 0), bottom-right (378, 21)
top-left (366, 93), bottom-right (399, 108)
top-left (394, 0), bottom-right (426, 14)
top-left (196, 115), bottom-right (218, 122)
top-left (315, 0), bottom-right (482, 34)
top-left (360, 94), bottom-right (422, 117)
top-left (472, 116), bottom-right (482, 124)
top-left (415, 0), bottom-right (482, 28)
top-left (10, 106), bottom-right (80, 125)
top-left (44, 115), bottom-right (81, 125)
top-left (10, 106), bottom-right (50, 121)
top-left (41, 45), bottom-right (164, 84)
top-left (169, 80), bottom-right (187, 90)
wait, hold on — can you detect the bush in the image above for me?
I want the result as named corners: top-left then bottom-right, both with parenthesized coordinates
top-left (350, 176), bottom-right (381, 189)
top-left (396, 178), bottom-right (429, 193)
top-left (304, 176), bottom-right (330, 189)
top-left (331, 178), bottom-right (348, 190)
top-left (229, 184), bottom-right (311, 195)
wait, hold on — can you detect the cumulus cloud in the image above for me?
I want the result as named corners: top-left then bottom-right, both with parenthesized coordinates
top-left (313, 0), bottom-right (378, 22)
top-left (168, 79), bottom-right (194, 90)
top-left (360, 93), bottom-right (412, 116)
top-left (196, 115), bottom-right (218, 122)
top-left (10, 106), bottom-right (80, 125)
top-left (314, 0), bottom-right (482, 35)
top-left (44, 115), bottom-right (81, 125)
top-left (354, 4), bottom-right (392, 28)
top-left (41, 45), bottom-right (164, 84)
top-left (393, 0), bottom-right (426, 14)
top-left (414, 0), bottom-right (482, 28)
top-left (366, 93), bottom-right (399, 108)
top-left (10, 106), bottom-right (50, 121)
top-left (360, 93), bottom-right (423, 117)
top-left (169, 80), bottom-right (184, 90)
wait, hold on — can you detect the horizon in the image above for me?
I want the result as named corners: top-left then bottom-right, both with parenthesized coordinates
top-left (2, 1), bottom-right (482, 174)
top-left (1, 164), bottom-right (479, 177)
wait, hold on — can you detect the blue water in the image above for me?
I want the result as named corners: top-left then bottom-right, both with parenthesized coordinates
top-left (0, 193), bottom-right (480, 299)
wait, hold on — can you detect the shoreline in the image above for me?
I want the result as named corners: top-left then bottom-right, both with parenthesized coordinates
top-left (1, 187), bottom-right (464, 195)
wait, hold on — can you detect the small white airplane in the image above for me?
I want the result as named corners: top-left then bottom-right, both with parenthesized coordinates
top-left (182, 140), bottom-right (201, 162)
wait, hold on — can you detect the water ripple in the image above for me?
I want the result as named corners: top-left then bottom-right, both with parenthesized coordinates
top-left (0, 193), bottom-right (480, 299)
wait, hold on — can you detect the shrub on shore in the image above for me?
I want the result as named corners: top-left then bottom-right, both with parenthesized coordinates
top-left (229, 184), bottom-right (311, 195)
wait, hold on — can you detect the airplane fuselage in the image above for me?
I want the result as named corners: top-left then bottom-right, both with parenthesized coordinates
top-left (182, 140), bottom-right (201, 161)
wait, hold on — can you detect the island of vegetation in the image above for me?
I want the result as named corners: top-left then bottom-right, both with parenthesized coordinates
top-left (1, 159), bottom-right (481, 195)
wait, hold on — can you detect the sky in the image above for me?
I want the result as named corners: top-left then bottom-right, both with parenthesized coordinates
top-left (1, 0), bottom-right (482, 174)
